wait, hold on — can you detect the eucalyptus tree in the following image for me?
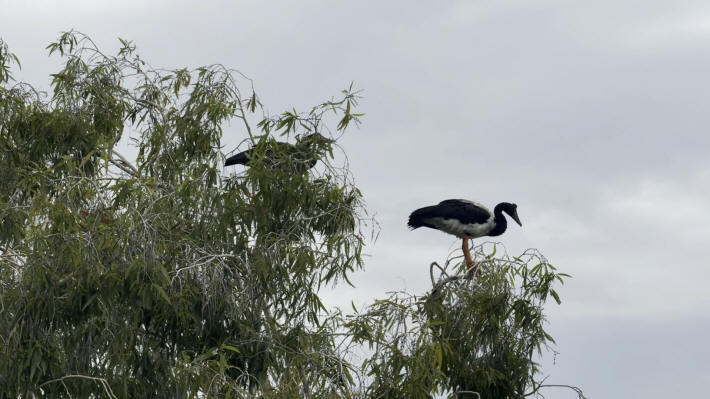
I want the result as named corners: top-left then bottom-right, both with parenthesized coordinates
top-left (344, 244), bottom-right (580, 399)
top-left (0, 31), bottom-right (366, 398)
top-left (0, 33), bottom-right (581, 398)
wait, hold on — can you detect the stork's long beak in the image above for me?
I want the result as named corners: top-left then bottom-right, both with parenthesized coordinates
top-left (511, 210), bottom-right (522, 227)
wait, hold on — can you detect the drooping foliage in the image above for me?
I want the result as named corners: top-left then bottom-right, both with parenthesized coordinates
top-left (0, 32), bottom-right (366, 398)
top-left (345, 244), bottom-right (570, 399)
top-left (0, 32), bottom-right (580, 399)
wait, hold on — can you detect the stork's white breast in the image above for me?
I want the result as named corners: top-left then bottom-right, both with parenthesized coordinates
top-left (428, 215), bottom-right (495, 238)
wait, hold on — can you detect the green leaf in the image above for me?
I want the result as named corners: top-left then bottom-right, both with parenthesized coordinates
top-left (220, 344), bottom-right (241, 354)
top-left (82, 294), bottom-right (98, 311)
top-left (153, 283), bottom-right (171, 305)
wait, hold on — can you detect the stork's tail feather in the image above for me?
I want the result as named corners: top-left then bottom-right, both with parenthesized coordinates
top-left (407, 219), bottom-right (421, 230)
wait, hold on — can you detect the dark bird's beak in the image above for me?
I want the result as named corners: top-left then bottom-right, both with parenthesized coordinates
top-left (511, 210), bottom-right (522, 227)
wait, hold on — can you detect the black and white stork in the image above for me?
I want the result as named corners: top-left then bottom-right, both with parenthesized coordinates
top-left (408, 199), bottom-right (522, 276)
top-left (224, 133), bottom-right (334, 170)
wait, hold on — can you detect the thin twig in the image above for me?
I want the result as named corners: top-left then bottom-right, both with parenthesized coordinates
top-left (449, 391), bottom-right (481, 399)
top-left (39, 375), bottom-right (118, 399)
top-left (535, 384), bottom-right (588, 399)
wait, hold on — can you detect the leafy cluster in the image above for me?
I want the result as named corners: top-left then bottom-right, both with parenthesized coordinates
top-left (0, 32), bottom-right (575, 398)
top-left (0, 32), bottom-right (366, 398)
top-left (344, 244), bottom-right (568, 399)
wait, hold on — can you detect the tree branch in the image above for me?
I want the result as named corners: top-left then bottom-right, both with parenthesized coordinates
top-left (39, 375), bottom-right (118, 399)
top-left (110, 149), bottom-right (139, 177)
top-left (534, 384), bottom-right (588, 399)
top-left (448, 391), bottom-right (481, 399)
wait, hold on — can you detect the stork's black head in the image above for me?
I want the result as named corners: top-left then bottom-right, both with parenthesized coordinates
top-left (500, 202), bottom-right (522, 227)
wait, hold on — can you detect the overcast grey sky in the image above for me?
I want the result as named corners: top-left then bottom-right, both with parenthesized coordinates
top-left (3, 1), bottom-right (710, 397)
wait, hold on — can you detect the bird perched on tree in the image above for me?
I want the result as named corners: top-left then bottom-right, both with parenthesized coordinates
top-left (224, 133), bottom-right (335, 171)
top-left (408, 199), bottom-right (522, 277)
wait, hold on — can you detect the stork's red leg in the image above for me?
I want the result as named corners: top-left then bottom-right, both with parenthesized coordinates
top-left (462, 238), bottom-right (476, 277)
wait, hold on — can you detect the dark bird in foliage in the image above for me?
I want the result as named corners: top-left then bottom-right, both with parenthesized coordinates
top-left (224, 133), bottom-right (335, 170)
top-left (408, 199), bottom-right (522, 276)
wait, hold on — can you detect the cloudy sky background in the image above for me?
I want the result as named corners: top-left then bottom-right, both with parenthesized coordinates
top-left (3, 1), bottom-right (710, 397)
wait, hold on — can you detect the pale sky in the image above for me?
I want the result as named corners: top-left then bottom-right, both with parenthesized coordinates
top-left (3, 1), bottom-right (710, 397)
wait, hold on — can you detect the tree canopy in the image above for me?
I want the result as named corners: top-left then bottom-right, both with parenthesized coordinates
top-left (0, 32), bottom-right (579, 399)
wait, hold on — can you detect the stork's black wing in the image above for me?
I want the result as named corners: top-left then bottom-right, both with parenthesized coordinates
top-left (224, 149), bottom-right (253, 166)
top-left (225, 140), bottom-right (322, 170)
top-left (408, 199), bottom-right (491, 229)
top-left (224, 141), bottom-right (289, 167)
top-left (433, 199), bottom-right (491, 224)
